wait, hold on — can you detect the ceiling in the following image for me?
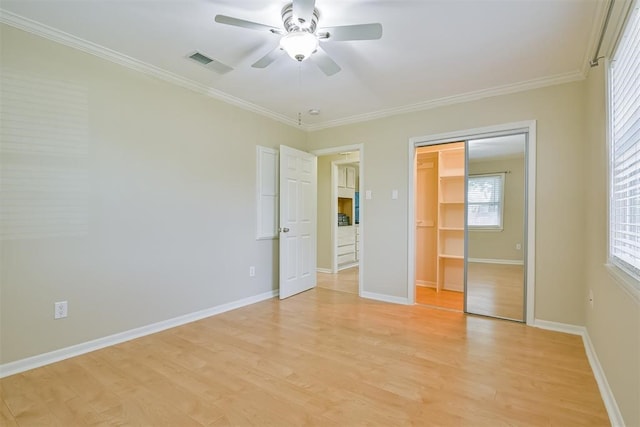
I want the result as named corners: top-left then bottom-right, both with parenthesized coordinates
top-left (0, 0), bottom-right (604, 130)
top-left (469, 134), bottom-right (526, 160)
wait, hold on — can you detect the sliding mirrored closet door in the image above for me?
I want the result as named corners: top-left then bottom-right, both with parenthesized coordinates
top-left (465, 134), bottom-right (527, 321)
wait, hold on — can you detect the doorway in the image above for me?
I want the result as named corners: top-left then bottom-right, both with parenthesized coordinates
top-left (415, 142), bottom-right (465, 311)
top-left (408, 121), bottom-right (536, 324)
top-left (312, 145), bottom-right (364, 296)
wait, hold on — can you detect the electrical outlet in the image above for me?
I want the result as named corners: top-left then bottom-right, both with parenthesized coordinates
top-left (54, 301), bottom-right (68, 319)
top-left (249, 266), bottom-right (255, 277)
top-left (589, 289), bottom-right (594, 308)
top-left (516, 243), bottom-right (522, 250)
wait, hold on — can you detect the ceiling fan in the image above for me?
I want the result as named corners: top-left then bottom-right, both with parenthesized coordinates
top-left (214, 0), bottom-right (383, 76)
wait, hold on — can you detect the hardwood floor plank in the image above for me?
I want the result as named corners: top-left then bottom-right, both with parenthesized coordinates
top-left (1, 288), bottom-right (608, 425)
top-left (416, 286), bottom-right (464, 311)
top-left (0, 400), bottom-right (18, 427)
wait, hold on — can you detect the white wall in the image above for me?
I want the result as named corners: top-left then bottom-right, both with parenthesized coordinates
top-left (0, 24), bottom-right (306, 363)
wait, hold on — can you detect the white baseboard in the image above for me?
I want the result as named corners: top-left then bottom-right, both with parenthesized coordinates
top-left (581, 330), bottom-right (626, 427)
top-left (533, 319), bottom-right (624, 427)
top-left (0, 289), bottom-right (278, 378)
top-left (316, 268), bottom-right (333, 274)
top-left (361, 291), bottom-right (409, 305)
top-left (338, 262), bottom-right (359, 271)
top-left (468, 258), bottom-right (524, 265)
top-left (532, 319), bottom-right (585, 335)
top-left (416, 280), bottom-right (436, 288)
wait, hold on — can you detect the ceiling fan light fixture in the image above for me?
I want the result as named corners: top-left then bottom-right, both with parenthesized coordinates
top-left (280, 31), bottom-right (318, 62)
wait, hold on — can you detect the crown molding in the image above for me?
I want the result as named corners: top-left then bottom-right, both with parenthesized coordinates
top-left (306, 70), bottom-right (585, 131)
top-left (0, 9), bottom-right (299, 129)
top-left (1, 9), bottom-right (588, 134)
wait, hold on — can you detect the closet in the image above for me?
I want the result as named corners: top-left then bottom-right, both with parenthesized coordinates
top-left (416, 142), bottom-right (465, 301)
top-left (414, 131), bottom-right (529, 320)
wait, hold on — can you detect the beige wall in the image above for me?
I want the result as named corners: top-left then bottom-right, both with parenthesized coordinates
top-left (308, 82), bottom-right (587, 325)
top-left (316, 152), bottom-right (359, 270)
top-left (468, 156), bottom-right (525, 261)
top-left (0, 25), bottom-right (306, 363)
top-left (583, 64), bottom-right (640, 427)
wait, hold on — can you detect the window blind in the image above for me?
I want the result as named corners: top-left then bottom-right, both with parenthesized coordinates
top-left (610, 3), bottom-right (640, 279)
top-left (468, 173), bottom-right (505, 229)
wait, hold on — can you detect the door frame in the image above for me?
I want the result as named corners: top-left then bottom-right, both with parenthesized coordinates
top-left (407, 121), bottom-right (536, 325)
top-left (311, 144), bottom-right (364, 297)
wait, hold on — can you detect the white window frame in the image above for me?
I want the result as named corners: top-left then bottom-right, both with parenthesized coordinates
top-left (606, 0), bottom-right (640, 297)
top-left (467, 172), bottom-right (506, 231)
top-left (256, 146), bottom-right (279, 240)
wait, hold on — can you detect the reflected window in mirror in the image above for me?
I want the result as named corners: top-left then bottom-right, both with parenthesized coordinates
top-left (468, 173), bottom-right (505, 231)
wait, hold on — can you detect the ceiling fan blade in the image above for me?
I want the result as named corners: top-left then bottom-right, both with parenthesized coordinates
top-left (311, 47), bottom-right (341, 76)
top-left (292, 0), bottom-right (316, 26)
top-left (252, 46), bottom-right (283, 69)
top-left (214, 15), bottom-right (281, 33)
top-left (319, 23), bottom-right (383, 41)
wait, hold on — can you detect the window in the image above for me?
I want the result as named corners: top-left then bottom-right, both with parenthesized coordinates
top-left (468, 173), bottom-right (505, 230)
top-left (256, 146), bottom-right (279, 240)
top-left (609, 3), bottom-right (640, 281)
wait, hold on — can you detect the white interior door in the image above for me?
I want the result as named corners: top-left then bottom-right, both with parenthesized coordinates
top-left (279, 145), bottom-right (317, 299)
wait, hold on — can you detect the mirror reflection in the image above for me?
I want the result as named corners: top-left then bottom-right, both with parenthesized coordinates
top-left (466, 134), bottom-right (526, 321)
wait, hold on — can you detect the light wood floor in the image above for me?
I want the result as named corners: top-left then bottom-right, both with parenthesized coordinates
top-left (317, 266), bottom-right (359, 294)
top-left (467, 262), bottom-right (525, 320)
top-left (1, 288), bottom-right (608, 426)
top-left (416, 263), bottom-right (525, 320)
top-left (415, 286), bottom-right (463, 311)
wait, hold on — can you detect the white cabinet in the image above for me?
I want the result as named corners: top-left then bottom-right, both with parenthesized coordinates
top-left (336, 164), bottom-right (359, 270)
top-left (346, 166), bottom-right (356, 189)
top-left (338, 167), bottom-right (347, 188)
top-left (355, 225), bottom-right (360, 261)
top-left (338, 166), bottom-right (356, 189)
top-left (337, 225), bottom-right (357, 268)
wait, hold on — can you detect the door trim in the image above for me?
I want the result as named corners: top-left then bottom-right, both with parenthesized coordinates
top-left (311, 144), bottom-right (364, 297)
top-left (407, 121), bottom-right (536, 325)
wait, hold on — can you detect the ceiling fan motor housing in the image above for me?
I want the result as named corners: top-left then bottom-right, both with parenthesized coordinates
top-left (282, 3), bottom-right (319, 33)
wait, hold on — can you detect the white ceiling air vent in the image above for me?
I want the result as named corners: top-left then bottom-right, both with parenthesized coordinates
top-left (187, 51), bottom-right (233, 74)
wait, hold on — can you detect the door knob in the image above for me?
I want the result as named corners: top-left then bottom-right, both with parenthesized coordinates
top-left (280, 227), bottom-right (290, 233)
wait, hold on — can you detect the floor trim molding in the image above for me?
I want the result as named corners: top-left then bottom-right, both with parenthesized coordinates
top-left (416, 280), bottom-right (436, 288)
top-left (0, 290), bottom-right (278, 378)
top-left (533, 319), bottom-right (625, 426)
top-left (338, 262), bottom-right (359, 271)
top-left (316, 268), bottom-right (333, 274)
top-left (361, 291), bottom-right (409, 305)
